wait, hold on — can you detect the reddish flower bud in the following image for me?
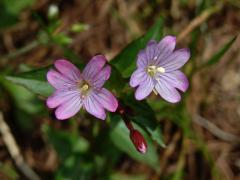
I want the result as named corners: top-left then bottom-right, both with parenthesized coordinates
top-left (130, 129), bottom-right (147, 154)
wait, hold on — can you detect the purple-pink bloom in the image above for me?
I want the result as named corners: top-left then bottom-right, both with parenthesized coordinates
top-left (46, 55), bottom-right (118, 120)
top-left (130, 35), bottom-right (190, 103)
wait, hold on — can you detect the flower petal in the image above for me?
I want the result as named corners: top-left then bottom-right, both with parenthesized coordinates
top-left (84, 92), bottom-right (106, 120)
top-left (145, 40), bottom-right (157, 64)
top-left (130, 68), bottom-right (147, 87)
top-left (54, 60), bottom-right (81, 81)
top-left (82, 55), bottom-right (107, 81)
top-left (135, 76), bottom-right (154, 100)
top-left (47, 69), bottom-right (75, 89)
top-left (159, 48), bottom-right (190, 72)
top-left (158, 35), bottom-right (176, 53)
top-left (92, 88), bottom-right (118, 112)
top-left (47, 89), bottom-right (80, 109)
top-left (159, 70), bottom-right (189, 92)
top-left (55, 95), bottom-right (83, 120)
top-left (158, 35), bottom-right (176, 48)
top-left (153, 36), bottom-right (176, 66)
top-left (92, 65), bottom-right (111, 88)
top-left (137, 50), bottom-right (148, 68)
top-left (155, 79), bottom-right (181, 103)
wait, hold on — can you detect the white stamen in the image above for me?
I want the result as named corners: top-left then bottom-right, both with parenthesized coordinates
top-left (157, 67), bottom-right (165, 73)
top-left (146, 65), bottom-right (165, 76)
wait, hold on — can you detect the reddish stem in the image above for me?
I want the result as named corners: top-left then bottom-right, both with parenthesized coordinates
top-left (117, 103), bottom-right (134, 131)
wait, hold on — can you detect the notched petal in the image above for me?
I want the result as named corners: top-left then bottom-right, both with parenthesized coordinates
top-left (55, 96), bottom-right (83, 120)
top-left (129, 69), bottom-right (147, 88)
top-left (162, 48), bottom-right (190, 72)
top-left (157, 35), bottom-right (176, 50)
top-left (54, 59), bottom-right (81, 81)
top-left (82, 55), bottom-right (107, 81)
top-left (93, 88), bottom-right (118, 112)
top-left (154, 35), bottom-right (177, 65)
top-left (137, 50), bottom-right (148, 68)
top-left (159, 70), bottom-right (189, 92)
top-left (155, 79), bottom-right (181, 103)
top-left (92, 65), bottom-right (111, 88)
top-left (147, 40), bottom-right (157, 46)
top-left (84, 93), bottom-right (106, 120)
top-left (47, 69), bottom-right (75, 89)
top-left (135, 76), bottom-right (154, 100)
top-left (146, 40), bottom-right (157, 64)
top-left (46, 89), bottom-right (80, 109)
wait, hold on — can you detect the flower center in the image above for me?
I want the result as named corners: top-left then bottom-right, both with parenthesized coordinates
top-left (79, 82), bottom-right (90, 98)
top-left (81, 84), bottom-right (89, 92)
top-left (146, 65), bottom-right (165, 76)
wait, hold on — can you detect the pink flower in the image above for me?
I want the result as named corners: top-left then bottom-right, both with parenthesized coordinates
top-left (130, 36), bottom-right (190, 103)
top-left (46, 55), bottom-right (118, 120)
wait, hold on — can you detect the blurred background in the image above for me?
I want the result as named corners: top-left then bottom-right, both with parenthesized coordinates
top-left (0, 0), bottom-right (240, 179)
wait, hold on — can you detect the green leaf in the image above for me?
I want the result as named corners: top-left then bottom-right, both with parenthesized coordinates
top-left (109, 115), bottom-right (160, 171)
top-left (104, 66), bottom-right (126, 92)
top-left (1, 77), bottom-right (43, 114)
top-left (110, 17), bottom-right (164, 78)
top-left (52, 33), bottom-right (73, 46)
top-left (0, 3), bottom-right (17, 28)
top-left (0, 0), bottom-right (35, 28)
top-left (42, 124), bottom-right (89, 161)
top-left (2, 0), bottom-right (35, 15)
top-left (133, 116), bottom-right (165, 148)
top-left (42, 124), bottom-right (94, 179)
top-left (122, 93), bottom-right (156, 119)
top-left (204, 35), bottom-right (237, 66)
top-left (6, 67), bottom-right (54, 97)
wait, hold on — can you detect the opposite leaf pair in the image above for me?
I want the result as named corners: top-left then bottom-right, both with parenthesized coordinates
top-left (47, 35), bottom-right (190, 120)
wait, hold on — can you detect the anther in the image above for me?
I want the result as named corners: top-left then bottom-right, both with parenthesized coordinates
top-left (157, 67), bottom-right (165, 73)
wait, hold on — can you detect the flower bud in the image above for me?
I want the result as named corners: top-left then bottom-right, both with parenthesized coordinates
top-left (130, 129), bottom-right (147, 154)
top-left (48, 4), bottom-right (59, 20)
